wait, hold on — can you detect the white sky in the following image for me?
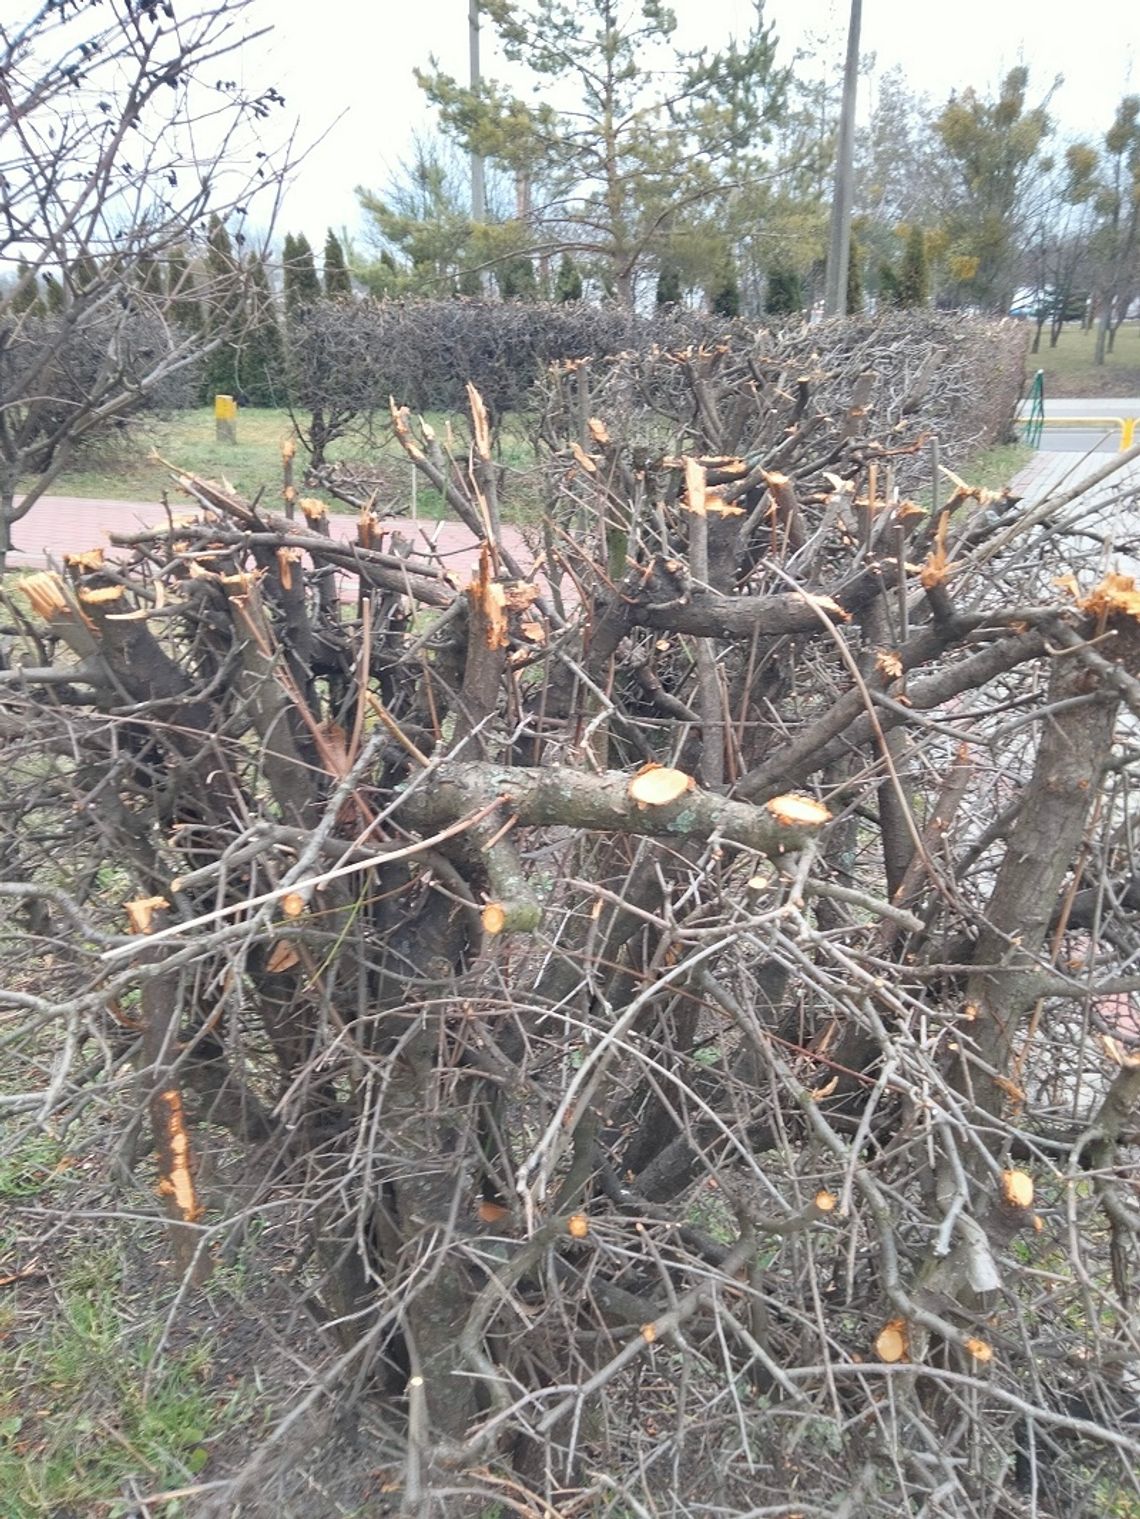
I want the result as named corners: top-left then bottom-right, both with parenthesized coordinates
top-left (238, 0), bottom-right (1137, 243)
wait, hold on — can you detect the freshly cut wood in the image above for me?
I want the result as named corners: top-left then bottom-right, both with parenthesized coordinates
top-left (814, 1190), bottom-right (837, 1212)
top-left (567, 1213), bottom-right (590, 1238)
top-left (482, 901), bottom-right (508, 936)
top-left (766, 793), bottom-right (832, 827)
top-left (628, 765), bottom-right (695, 807)
top-left (280, 892), bottom-right (307, 919)
top-left (19, 572), bottom-right (70, 619)
top-left (920, 511), bottom-right (952, 588)
top-left (875, 1318), bottom-right (909, 1362)
top-left (964, 1337), bottom-right (993, 1363)
top-left (1001, 1169), bottom-right (1034, 1209)
top-left (64, 548), bottom-right (105, 571)
top-left (1072, 571), bottom-right (1140, 622)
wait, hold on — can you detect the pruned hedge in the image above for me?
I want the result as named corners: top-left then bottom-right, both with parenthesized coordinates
top-left (285, 299), bottom-right (1028, 480)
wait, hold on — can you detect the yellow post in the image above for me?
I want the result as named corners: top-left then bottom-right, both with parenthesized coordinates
top-left (1121, 417), bottom-right (1136, 451)
top-left (214, 393), bottom-right (237, 444)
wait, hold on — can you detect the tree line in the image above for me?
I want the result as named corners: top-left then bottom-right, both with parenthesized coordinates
top-left (349, 1), bottom-right (1139, 350)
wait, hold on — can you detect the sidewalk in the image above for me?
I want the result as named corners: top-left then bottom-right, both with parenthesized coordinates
top-left (8, 495), bottom-right (530, 581)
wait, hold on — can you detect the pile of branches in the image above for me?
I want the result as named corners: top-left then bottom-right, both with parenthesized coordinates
top-left (4, 341), bottom-right (1140, 1517)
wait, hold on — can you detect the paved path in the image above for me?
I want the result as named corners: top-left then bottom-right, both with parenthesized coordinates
top-left (1018, 395), bottom-right (1140, 454)
top-left (11, 449), bottom-right (1140, 580)
top-left (8, 495), bottom-right (529, 579)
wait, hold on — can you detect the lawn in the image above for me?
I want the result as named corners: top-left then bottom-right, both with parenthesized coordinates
top-left (1025, 318), bottom-right (1140, 398)
top-left (32, 406), bottom-right (542, 521)
top-left (33, 408), bottom-right (391, 511)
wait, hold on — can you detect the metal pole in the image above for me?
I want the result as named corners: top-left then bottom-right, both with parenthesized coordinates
top-left (469, 0), bottom-right (486, 224)
top-left (824, 0), bottom-right (862, 317)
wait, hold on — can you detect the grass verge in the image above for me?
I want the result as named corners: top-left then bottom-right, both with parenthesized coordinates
top-left (1025, 319), bottom-right (1140, 398)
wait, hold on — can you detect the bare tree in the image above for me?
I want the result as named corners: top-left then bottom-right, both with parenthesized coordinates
top-left (5, 312), bottom-right (1140, 1517)
top-left (0, 0), bottom-right (288, 570)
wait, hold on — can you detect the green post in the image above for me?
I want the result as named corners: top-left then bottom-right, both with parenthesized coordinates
top-left (1023, 369), bottom-right (1044, 450)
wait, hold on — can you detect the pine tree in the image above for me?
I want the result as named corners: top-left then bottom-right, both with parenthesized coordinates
top-left (239, 253), bottom-right (286, 406)
top-left (497, 254), bottom-right (537, 300)
top-left (846, 239), bottom-right (864, 315)
top-left (166, 246), bottom-right (203, 332)
top-left (137, 254), bottom-right (166, 299)
top-left (765, 265), bottom-right (803, 316)
top-left (897, 226), bottom-right (929, 308)
top-left (878, 261), bottom-right (901, 308)
top-left (11, 260), bottom-right (39, 315)
top-left (284, 233), bottom-right (320, 315)
top-left (200, 215), bottom-right (245, 403)
top-left (554, 253), bottom-right (582, 302)
top-left (43, 272), bottom-right (64, 313)
top-left (710, 264), bottom-right (741, 318)
top-left (323, 229), bottom-right (352, 297)
top-left (656, 262), bottom-right (683, 308)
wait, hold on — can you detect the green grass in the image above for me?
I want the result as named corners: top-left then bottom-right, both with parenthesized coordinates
top-left (30, 406), bottom-right (539, 523)
top-left (960, 439), bottom-right (1034, 491)
top-left (1026, 319), bottom-right (1140, 398)
top-left (33, 407), bottom-right (343, 506)
top-left (0, 1240), bottom-right (239, 1518)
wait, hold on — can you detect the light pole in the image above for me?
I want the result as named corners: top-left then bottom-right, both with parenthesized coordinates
top-left (469, 0), bottom-right (486, 224)
top-left (824, 0), bottom-right (862, 317)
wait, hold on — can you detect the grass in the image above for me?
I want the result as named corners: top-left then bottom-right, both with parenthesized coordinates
top-left (1025, 318), bottom-right (1140, 398)
top-left (0, 1244), bottom-right (229, 1518)
top-left (32, 407), bottom-right (347, 507)
top-left (28, 405), bottom-right (538, 522)
top-left (0, 1128), bottom-right (243, 1518)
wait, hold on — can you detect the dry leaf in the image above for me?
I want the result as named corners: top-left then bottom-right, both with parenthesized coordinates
top-left (587, 416), bottom-right (611, 445)
top-left (265, 940), bottom-right (300, 974)
top-left (809, 1076), bottom-right (839, 1100)
top-left (478, 1200), bottom-right (510, 1224)
top-left (125, 896), bottom-right (169, 935)
top-left (628, 764), bottom-right (695, 807)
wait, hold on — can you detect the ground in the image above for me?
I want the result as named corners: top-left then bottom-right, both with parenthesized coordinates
top-left (0, 1125), bottom-right (402, 1518)
top-left (1026, 318), bottom-right (1140, 398)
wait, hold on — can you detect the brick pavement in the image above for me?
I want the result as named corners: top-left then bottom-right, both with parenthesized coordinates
top-left (8, 495), bottom-right (530, 583)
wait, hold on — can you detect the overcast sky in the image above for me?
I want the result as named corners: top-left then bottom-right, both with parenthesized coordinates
top-left (242, 0), bottom-right (1136, 244)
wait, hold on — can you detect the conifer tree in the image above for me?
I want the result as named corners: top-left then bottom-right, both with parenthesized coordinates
top-left (554, 252), bottom-right (582, 302)
top-left (897, 225), bottom-right (929, 307)
top-left (323, 229), bottom-right (352, 297)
